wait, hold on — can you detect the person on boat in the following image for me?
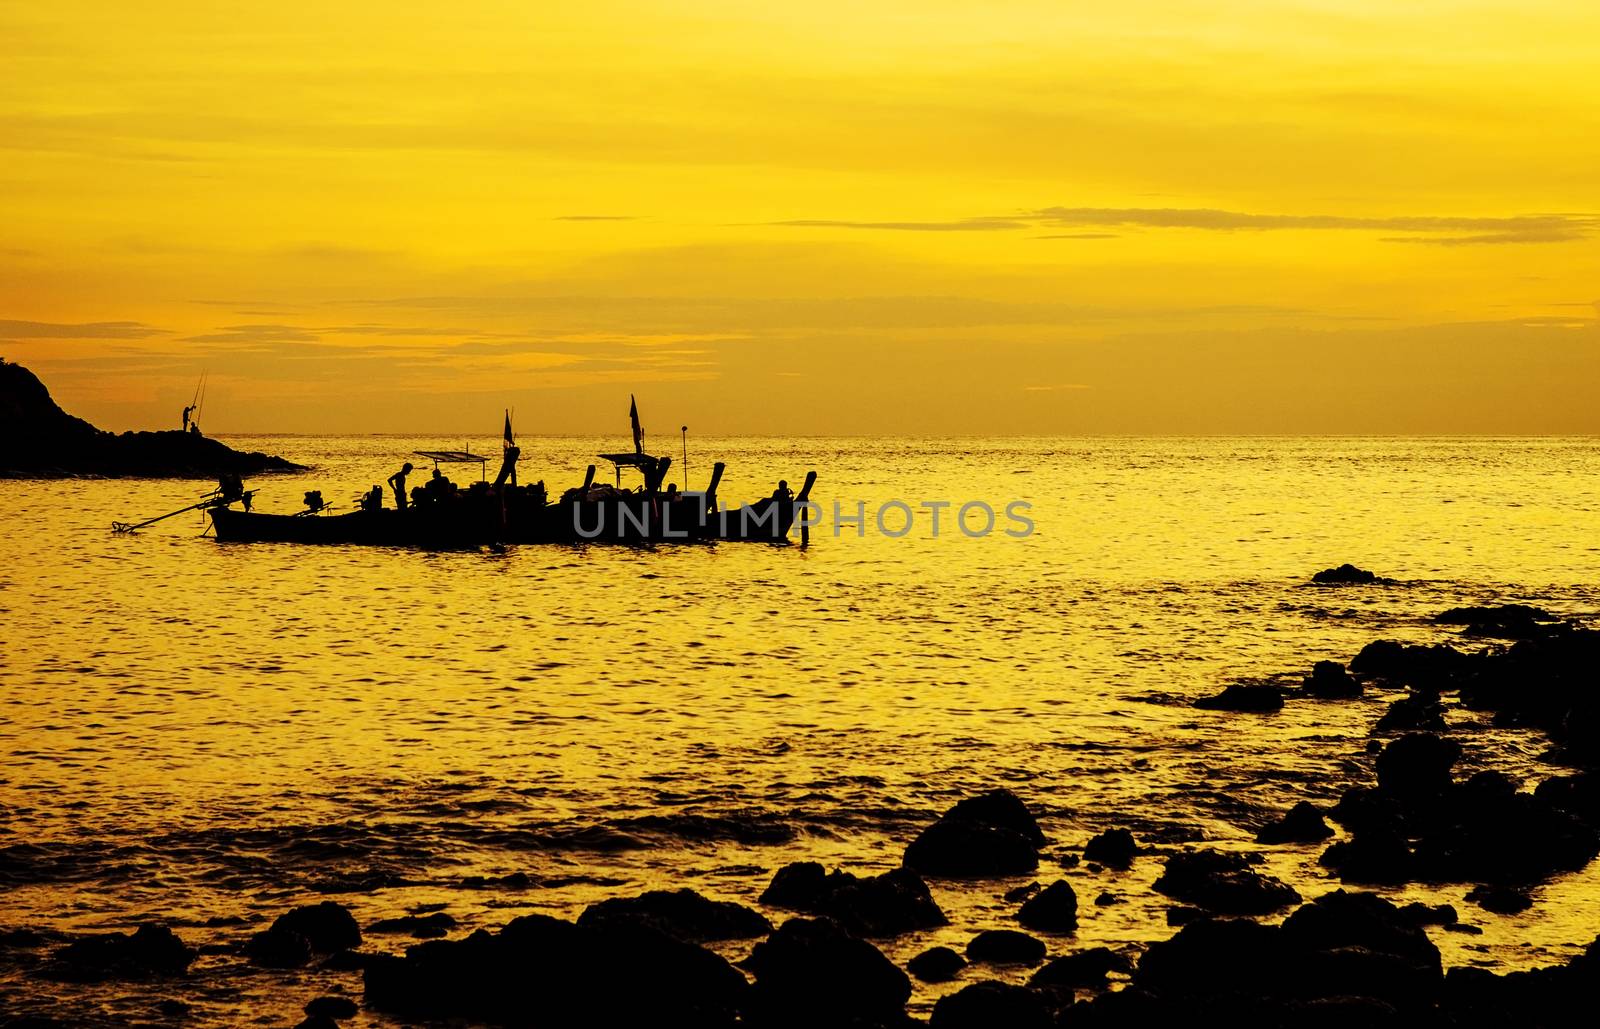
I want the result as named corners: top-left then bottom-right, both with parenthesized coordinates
top-left (360, 485), bottom-right (383, 512)
top-left (217, 472), bottom-right (244, 505)
top-left (771, 479), bottom-right (794, 504)
top-left (493, 444), bottom-right (520, 490)
top-left (181, 404), bottom-right (195, 432)
top-left (388, 462), bottom-right (414, 510)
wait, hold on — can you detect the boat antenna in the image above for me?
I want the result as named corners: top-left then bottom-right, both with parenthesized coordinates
top-left (681, 425), bottom-right (688, 490)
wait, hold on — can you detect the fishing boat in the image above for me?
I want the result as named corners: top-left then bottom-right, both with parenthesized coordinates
top-left (205, 462), bottom-right (816, 548)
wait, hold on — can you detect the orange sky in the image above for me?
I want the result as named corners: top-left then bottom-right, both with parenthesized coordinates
top-left (3, 1), bottom-right (1597, 434)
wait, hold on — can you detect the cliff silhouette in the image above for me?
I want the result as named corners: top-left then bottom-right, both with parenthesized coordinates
top-left (0, 358), bottom-right (304, 478)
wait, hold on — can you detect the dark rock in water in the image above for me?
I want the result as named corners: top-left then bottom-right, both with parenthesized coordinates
top-left (1134, 917), bottom-right (1286, 998)
top-left (1375, 734), bottom-right (1460, 799)
top-left (905, 821), bottom-right (1038, 878)
top-left (1374, 693), bottom-right (1447, 733)
top-left (1329, 786), bottom-right (1406, 837)
top-left (318, 949), bottom-right (374, 971)
top-left (1303, 661), bottom-right (1361, 699)
top-left (1465, 885), bottom-right (1532, 914)
top-left (1398, 902), bottom-right (1457, 926)
top-left (1136, 891), bottom-right (1442, 1011)
top-left (966, 929), bottom-right (1047, 965)
top-left (304, 995), bottom-right (359, 1019)
top-left (1256, 802), bottom-right (1334, 844)
top-left (367, 912), bottom-right (456, 939)
top-left (1003, 881), bottom-right (1040, 902)
top-left (1165, 906), bottom-right (1203, 927)
top-left (742, 917), bottom-right (910, 1027)
top-left (908, 945), bottom-right (966, 982)
top-left (1461, 769), bottom-right (1518, 800)
top-left (1029, 947), bottom-right (1131, 989)
top-left (1312, 563), bottom-right (1382, 584)
top-left (930, 980), bottom-right (1052, 1029)
top-left (262, 901), bottom-right (361, 955)
top-left (1153, 850), bottom-right (1300, 915)
top-left (1094, 891), bottom-right (1120, 906)
top-left (1457, 630), bottom-right (1600, 764)
top-left (1534, 771), bottom-right (1600, 822)
top-left (49, 924), bottom-right (194, 980)
top-left (1319, 831), bottom-right (1413, 885)
top-left (1349, 641), bottom-right (1471, 690)
top-left (580, 888), bottom-right (772, 942)
top-left (245, 926), bottom-right (313, 968)
top-left (759, 863), bottom-right (945, 936)
top-left (295, 1017), bottom-right (339, 1029)
top-left (942, 789), bottom-right (1047, 846)
top-left (1280, 891), bottom-right (1442, 981)
top-left (366, 912), bottom-right (748, 1027)
top-left (904, 789), bottom-right (1044, 878)
top-left (0, 358), bottom-right (305, 478)
top-left (1016, 879), bottom-right (1078, 931)
top-left (1082, 828), bottom-right (1138, 867)
top-left (1193, 683), bottom-right (1283, 712)
top-left (1436, 604), bottom-right (1561, 639)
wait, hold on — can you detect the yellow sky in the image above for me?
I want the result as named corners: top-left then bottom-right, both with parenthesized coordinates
top-left (2, 1), bottom-right (1597, 433)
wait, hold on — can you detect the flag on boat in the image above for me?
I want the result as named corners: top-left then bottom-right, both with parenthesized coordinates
top-left (503, 410), bottom-right (514, 450)
top-left (629, 394), bottom-right (643, 454)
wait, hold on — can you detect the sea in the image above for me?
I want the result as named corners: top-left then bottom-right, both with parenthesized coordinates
top-left (3, 435), bottom-right (1599, 1025)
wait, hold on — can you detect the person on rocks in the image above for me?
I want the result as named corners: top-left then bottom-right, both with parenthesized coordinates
top-left (181, 404), bottom-right (195, 432)
top-left (387, 462), bottom-right (413, 511)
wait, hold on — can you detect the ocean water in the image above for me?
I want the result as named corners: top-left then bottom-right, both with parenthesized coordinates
top-left (3, 435), bottom-right (1600, 1026)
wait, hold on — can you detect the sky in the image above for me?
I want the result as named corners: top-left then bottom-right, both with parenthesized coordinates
top-left (2, 0), bottom-right (1597, 434)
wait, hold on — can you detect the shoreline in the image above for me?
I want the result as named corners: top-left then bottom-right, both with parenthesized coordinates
top-left (4, 581), bottom-right (1598, 1027)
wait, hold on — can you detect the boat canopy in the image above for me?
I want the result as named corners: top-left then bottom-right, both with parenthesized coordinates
top-left (414, 449), bottom-right (491, 480)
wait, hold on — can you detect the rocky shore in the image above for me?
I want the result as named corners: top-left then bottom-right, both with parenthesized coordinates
top-left (3, 579), bottom-right (1598, 1027)
top-left (0, 358), bottom-right (303, 478)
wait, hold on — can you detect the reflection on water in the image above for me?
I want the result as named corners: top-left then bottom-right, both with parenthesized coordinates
top-left (4, 436), bottom-right (1600, 1024)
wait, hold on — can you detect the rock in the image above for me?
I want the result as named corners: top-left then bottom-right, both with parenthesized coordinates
top-left (908, 945), bottom-right (966, 982)
top-left (930, 980), bottom-right (1052, 1029)
top-left (1165, 906), bottom-right (1203, 927)
top-left (940, 788), bottom-right (1047, 844)
top-left (366, 912), bottom-right (457, 939)
top-left (1436, 604), bottom-right (1560, 639)
top-left (903, 789), bottom-right (1045, 878)
top-left (1398, 902), bottom-right (1457, 926)
top-left (579, 888), bottom-right (771, 942)
top-left (1082, 828), bottom-right (1138, 867)
top-left (1094, 891), bottom-right (1120, 906)
top-left (1312, 564), bottom-right (1382, 584)
top-left (1279, 891), bottom-right (1442, 979)
top-left (905, 821), bottom-right (1039, 878)
top-left (1193, 683), bottom-right (1283, 712)
top-left (1303, 661), bottom-right (1361, 699)
top-left (1465, 885), bottom-right (1532, 914)
top-left (1374, 734), bottom-right (1460, 799)
top-left (304, 995), bottom-right (359, 1018)
top-left (1534, 772), bottom-right (1600, 822)
top-left (966, 929), bottom-right (1046, 965)
top-left (1349, 641), bottom-right (1471, 689)
top-left (1152, 850), bottom-right (1300, 915)
top-left (155, 999), bottom-right (189, 1016)
top-left (269, 901), bottom-right (362, 954)
top-left (1134, 917), bottom-right (1286, 998)
top-left (742, 917), bottom-right (910, 1027)
top-left (1029, 947), bottom-right (1131, 989)
top-left (365, 912), bottom-right (747, 1026)
top-left (759, 863), bottom-right (945, 936)
top-left (296, 1017), bottom-right (339, 1029)
top-left (1016, 879), bottom-right (1078, 931)
top-left (1256, 802), bottom-right (1334, 844)
top-left (0, 358), bottom-right (306, 478)
top-left (1374, 694), bottom-right (1447, 733)
top-left (1319, 831), bottom-right (1413, 885)
top-left (244, 926), bottom-right (313, 968)
top-left (49, 924), bottom-right (194, 980)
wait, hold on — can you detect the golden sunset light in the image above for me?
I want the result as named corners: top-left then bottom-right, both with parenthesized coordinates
top-left (6, 6), bottom-right (1600, 1029)
top-left (5, 1), bottom-right (1598, 433)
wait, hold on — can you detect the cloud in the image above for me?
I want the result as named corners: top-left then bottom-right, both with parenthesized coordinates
top-left (771, 217), bottom-right (1028, 232)
top-left (774, 207), bottom-right (1596, 243)
top-left (179, 324), bottom-right (321, 344)
top-left (1378, 230), bottom-right (1587, 246)
top-left (0, 319), bottom-right (165, 340)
